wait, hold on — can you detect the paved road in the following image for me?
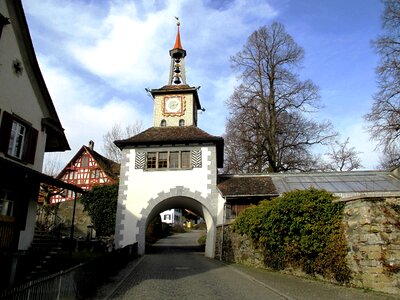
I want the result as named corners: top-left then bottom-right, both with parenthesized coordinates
top-left (101, 231), bottom-right (398, 300)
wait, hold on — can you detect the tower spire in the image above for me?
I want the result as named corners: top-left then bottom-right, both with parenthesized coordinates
top-left (173, 17), bottom-right (183, 50)
top-left (169, 17), bottom-right (186, 85)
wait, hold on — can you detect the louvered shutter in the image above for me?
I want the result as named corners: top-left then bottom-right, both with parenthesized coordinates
top-left (0, 111), bottom-right (13, 154)
top-left (24, 127), bottom-right (38, 164)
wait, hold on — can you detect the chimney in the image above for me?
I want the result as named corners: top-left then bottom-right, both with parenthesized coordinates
top-left (89, 140), bottom-right (94, 150)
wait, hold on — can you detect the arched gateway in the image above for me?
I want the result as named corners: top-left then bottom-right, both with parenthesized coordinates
top-left (113, 20), bottom-right (225, 258)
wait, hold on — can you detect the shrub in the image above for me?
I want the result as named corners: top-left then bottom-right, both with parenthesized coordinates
top-left (233, 188), bottom-right (351, 283)
top-left (198, 234), bottom-right (207, 246)
top-left (80, 183), bottom-right (118, 236)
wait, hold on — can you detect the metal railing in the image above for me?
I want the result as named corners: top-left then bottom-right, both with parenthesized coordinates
top-left (0, 243), bottom-right (138, 300)
top-left (0, 264), bottom-right (80, 300)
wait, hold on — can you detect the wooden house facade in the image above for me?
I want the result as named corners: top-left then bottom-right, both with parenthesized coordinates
top-left (51, 141), bottom-right (120, 203)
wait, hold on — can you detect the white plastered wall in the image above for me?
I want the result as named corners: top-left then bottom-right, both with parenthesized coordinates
top-left (115, 144), bottom-right (223, 257)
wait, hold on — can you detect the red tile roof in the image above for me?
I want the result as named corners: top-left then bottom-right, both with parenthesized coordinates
top-left (218, 175), bottom-right (278, 197)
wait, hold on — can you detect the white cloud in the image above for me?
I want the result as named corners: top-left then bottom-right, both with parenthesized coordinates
top-left (24, 0), bottom-right (382, 171)
top-left (37, 56), bottom-right (145, 166)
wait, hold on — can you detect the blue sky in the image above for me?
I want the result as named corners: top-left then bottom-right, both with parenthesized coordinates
top-left (22, 0), bottom-right (383, 170)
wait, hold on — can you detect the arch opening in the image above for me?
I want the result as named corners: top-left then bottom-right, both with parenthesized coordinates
top-left (141, 196), bottom-right (216, 257)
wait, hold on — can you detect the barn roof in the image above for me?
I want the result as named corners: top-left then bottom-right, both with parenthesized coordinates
top-left (218, 169), bottom-right (400, 200)
top-left (217, 175), bottom-right (278, 198)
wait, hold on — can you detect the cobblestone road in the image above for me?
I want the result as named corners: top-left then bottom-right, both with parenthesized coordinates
top-left (101, 231), bottom-right (398, 300)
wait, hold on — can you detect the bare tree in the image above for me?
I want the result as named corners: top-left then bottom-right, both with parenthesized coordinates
top-left (224, 23), bottom-right (336, 173)
top-left (43, 153), bottom-right (63, 176)
top-left (103, 121), bottom-right (143, 163)
top-left (378, 144), bottom-right (400, 169)
top-left (365, 0), bottom-right (400, 155)
top-left (325, 138), bottom-right (363, 171)
top-left (38, 153), bottom-right (64, 206)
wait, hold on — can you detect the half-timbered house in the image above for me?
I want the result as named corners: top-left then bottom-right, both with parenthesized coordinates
top-left (51, 141), bottom-right (120, 203)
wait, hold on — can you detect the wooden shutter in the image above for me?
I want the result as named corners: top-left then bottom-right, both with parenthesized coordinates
top-left (24, 127), bottom-right (38, 164)
top-left (0, 111), bottom-right (13, 154)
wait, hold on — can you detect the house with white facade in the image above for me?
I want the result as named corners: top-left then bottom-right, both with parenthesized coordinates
top-left (160, 209), bottom-right (183, 226)
top-left (0, 0), bottom-right (81, 288)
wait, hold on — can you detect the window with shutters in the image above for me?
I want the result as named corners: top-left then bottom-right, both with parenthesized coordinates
top-left (0, 190), bottom-right (14, 216)
top-left (8, 121), bottom-right (26, 159)
top-left (0, 111), bottom-right (38, 164)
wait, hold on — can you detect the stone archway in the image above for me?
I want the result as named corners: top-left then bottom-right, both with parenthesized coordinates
top-left (135, 186), bottom-right (217, 258)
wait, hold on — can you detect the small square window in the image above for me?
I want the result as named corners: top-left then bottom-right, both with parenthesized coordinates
top-left (158, 152), bottom-right (168, 168)
top-left (169, 151), bottom-right (179, 168)
top-left (91, 169), bottom-right (100, 178)
top-left (81, 155), bottom-right (89, 167)
top-left (181, 151), bottom-right (191, 168)
top-left (147, 152), bottom-right (157, 169)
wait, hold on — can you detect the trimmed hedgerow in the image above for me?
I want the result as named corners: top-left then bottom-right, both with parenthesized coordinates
top-left (233, 188), bottom-right (351, 283)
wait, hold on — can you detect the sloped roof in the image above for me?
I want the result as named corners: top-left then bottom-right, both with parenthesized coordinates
top-left (6, 0), bottom-right (69, 151)
top-left (218, 170), bottom-right (400, 200)
top-left (0, 157), bottom-right (83, 193)
top-left (115, 126), bottom-right (224, 168)
top-left (270, 171), bottom-right (400, 198)
top-left (86, 147), bottom-right (120, 179)
top-left (57, 145), bottom-right (120, 180)
top-left (218, 175), bottom-right (278, 198)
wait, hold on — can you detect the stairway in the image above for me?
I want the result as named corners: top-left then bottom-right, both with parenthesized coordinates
top-left (24, 229), bottom-right (65, 281)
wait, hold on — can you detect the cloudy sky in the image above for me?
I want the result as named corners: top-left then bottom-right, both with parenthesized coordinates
top-left (22, 0), bottom-right (383, 170)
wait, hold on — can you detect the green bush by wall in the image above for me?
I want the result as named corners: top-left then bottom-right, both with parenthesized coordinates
top-left (233, 188), bottom-right (351, 283)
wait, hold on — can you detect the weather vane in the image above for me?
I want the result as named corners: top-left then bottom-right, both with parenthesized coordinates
top-left (175, 16), bottom-right (180, 27)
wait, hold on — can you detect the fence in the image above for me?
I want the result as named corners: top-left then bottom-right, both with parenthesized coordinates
top-left (0, 264), bottom-right (81, 300)
top-left (0, 243), bottom-right (138, 300)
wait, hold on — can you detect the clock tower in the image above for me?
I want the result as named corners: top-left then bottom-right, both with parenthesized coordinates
top-left (114, 19), bottom-right (225, 258)
top-left (151, 19), bottom-right (201, 128)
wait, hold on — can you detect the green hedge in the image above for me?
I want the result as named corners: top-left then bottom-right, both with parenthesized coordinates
top-left (233, 188), bottom-right (351, 283)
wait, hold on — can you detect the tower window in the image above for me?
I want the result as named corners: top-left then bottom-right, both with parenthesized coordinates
top-left (179, 119), bottom-right (185, 127)
top-left (147, 152), bottom-right (157, 169)
top-left (181, 151), bottom-right (191, 168)
top-left (160, 119), bottom-right (166, 127)
top-left (145, 150), bottom-right (193, 170)
top-left (158, 152), bottom-right (168, 168)
top-left (170, 151), bottom-right (179, 168)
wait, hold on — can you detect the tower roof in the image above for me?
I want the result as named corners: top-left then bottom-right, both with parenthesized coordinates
top-left (173, 23), bottom-right (183, 50)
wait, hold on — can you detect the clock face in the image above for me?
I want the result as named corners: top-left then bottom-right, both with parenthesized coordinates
top-left (163, 96), bottom-right (185, 116)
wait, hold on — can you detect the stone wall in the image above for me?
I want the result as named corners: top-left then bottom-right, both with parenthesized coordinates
top-left (216, 223), bottom-right (264, 268)
top-left (57, 200), bottom-right (94, 238)
top-left (216, 197), bottom-right (400, 295)
top-left (343, 197), bottom-right (400, 294)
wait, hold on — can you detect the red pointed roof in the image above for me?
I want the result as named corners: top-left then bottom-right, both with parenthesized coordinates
top-left (173, 24), bottom-right (183, 50)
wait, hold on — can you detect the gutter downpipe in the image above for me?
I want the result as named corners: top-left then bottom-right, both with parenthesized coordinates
top-left (220, 198), bottom-right (226, 261)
